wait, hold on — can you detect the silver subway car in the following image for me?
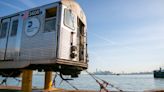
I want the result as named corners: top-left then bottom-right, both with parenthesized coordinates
top-left (0, 0), bottom-right (88, 77)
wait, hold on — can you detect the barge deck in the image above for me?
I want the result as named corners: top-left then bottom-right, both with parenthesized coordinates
top-left (0, 85), bottom-right (97, 92)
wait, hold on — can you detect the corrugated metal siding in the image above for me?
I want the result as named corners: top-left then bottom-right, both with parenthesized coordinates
top-left (20, 17), bottom-right (57, 61)
top-left (58, 27), bottom-right (71, 60)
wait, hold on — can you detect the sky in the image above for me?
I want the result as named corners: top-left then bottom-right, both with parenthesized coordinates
top-left (0, 0), bottom-right (164, 73)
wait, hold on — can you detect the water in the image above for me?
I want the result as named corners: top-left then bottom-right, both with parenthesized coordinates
top-left (0, 74), bottom-right (164, 91)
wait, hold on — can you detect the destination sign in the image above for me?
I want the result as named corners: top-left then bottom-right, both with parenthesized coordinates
top-left (29, 9), bottom-right (41, 17)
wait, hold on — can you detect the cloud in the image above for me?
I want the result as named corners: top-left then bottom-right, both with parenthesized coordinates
top-left (0, 1), bottom-right (22, 10)
top-left (89, 32), bottom-right (116, 45)
top-left (18, 0), bottom-right (36, 8)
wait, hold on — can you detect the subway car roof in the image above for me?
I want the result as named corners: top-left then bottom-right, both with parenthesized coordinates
top-left (61, 0), bottom-right (87, 25)
top-left (0, 0), bottom-right (86, 25)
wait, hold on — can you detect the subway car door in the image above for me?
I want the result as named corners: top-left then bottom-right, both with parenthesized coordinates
top-left (77, 19), bottom-right (85, 62)
top-left (6, 16), bottom-right (19, 60)
top-left (0, 16), bottom-right (19, 61)
top-left (0, 18), bottom-right (10, 60)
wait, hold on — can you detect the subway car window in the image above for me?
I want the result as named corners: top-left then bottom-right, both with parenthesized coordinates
top-left (44, 7), bottom-right (57, 32)
top-left (64, 9), bottom-right (75, 29)
top-left (10, 20), bottom-right (18, 36)
top-left (0, 22), bottom-right (8, 38)
top-left (45, 19), bottom-right (56, 32)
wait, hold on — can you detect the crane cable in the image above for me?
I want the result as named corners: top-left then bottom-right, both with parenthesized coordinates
top-left (51, 73), bottom-right (57, 87)
top-left (58, 73), bottom-right (78, 90)
top-left (85, 71), bottom-right (110, 92)
top-left (52, 72), bottom-right (78, 90)
top-left (0, 77), bottom-right (8, 86)
top-left (86, 70), bottom-right (123, 92)
top-left (0, 72), bottom-right (21, 86)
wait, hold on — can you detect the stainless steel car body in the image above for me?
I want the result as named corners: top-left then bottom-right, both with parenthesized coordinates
top-left (0, 0), bottom-right (88, 77)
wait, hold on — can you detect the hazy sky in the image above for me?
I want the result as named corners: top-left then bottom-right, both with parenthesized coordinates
top-left (0, 0), bottom-right (164, 73)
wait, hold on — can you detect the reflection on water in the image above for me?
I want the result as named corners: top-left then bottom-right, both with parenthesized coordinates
top-left (0, 74), bottom-right (164, 91)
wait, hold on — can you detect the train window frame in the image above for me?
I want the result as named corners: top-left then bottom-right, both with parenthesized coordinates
top-left (10, 19), bottom-right (18, 37)
top-left (64, 9), bottom-right (75, 30)
top-left (44, 7), bottom-right (57, 32)
top-left (45, 17), bottom-right (56, 32)
top-left (0, 22), bottom-right (8, 39)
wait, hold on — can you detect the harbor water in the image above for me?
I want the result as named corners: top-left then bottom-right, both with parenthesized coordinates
top-left (0, 74), bottom-right (164, 91)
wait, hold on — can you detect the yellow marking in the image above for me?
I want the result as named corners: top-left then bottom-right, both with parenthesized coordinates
top-left (44, 71), bottom-right (53, 90)
top-left (22, 70), bottom-right (33, 92)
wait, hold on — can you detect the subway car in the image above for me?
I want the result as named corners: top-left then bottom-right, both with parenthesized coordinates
top-left (0, 0), bottom-right (88, 77)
